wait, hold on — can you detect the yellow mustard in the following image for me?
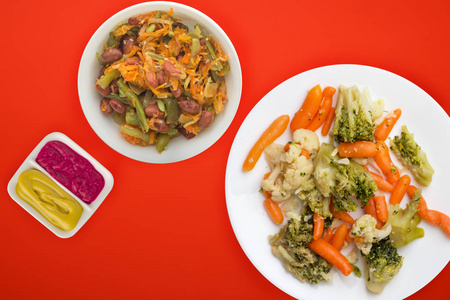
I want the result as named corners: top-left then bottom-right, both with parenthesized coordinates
top-left (16, 169), bottom-right (83, 231)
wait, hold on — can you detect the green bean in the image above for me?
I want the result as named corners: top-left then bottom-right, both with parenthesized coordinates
top-left (146, 51), bottom-right (164, 61)
top-left (96, 52), bottom-right (105, 66)
top-left (125, 108), bottom-right (140, 126)
top-left (116, 78), bottom-right (150, 132)
top-left (107, 32), bottom-right (116, 48)
top-left (97, 69), bottom-right (119, 89)
top-left (146, 24), bottom-right (156, 33)
top-left (156, 134), bottom-right (170, 153)
top-left (164, 98), bottom-right (179, 124)
top-left (120, 124), bottom-right (150, 143)
top-left (195, 24), bottom-right (223, 71)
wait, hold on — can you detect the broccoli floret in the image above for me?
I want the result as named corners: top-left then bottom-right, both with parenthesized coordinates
top-left (390, 126), bottom-right (434, 186)
top-left (313, 143), bottom-right (377, 212)
top-left (269, 208), bottom-right (332, 284)
top-left (333, 86), bottom-right (375, 143)
top-left (295, 178), bottom-right (332, 218)
top-left (363, 237), bottom-right (403, 293)
top-left (389, 188), bottom-right (425, 248)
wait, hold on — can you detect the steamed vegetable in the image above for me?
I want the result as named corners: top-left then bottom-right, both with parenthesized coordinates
top-left (390, 126), bottom-right (434, 186)
top-left (313, 143), bottom-right (377, 212)
top-left (269, 208), bottom-right (332, 284)
top-left (389, 187), bottom-right (424, 248)
top-left (333, 86), bottom-right (381, 143)
top-left (363, 237), bottom-right (403, 294)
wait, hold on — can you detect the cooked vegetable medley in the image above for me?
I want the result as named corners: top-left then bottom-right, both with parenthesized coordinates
top-left (95, 9), bottom-right (230, 152)
top-left (244, 84), bottom-right (449, 293)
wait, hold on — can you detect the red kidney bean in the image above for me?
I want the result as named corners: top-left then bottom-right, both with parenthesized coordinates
top-left (109, 99), bottom-right (126, 114)
top-left (99, 66), bottom-right (107, 75)
top-left (171, 84), bottom-right (182, 98)
top-left (100, 98), bottom-right (113, 114)
top-left (128, 17), bottom-right (140, 25)
top-left (199, 111), bottom-right (213, 129)
top-left (157, 71), bottom-right (168, 85)
top-left (96, 83), bottom-right (111, 96)
top-left (145, 70), bottom-right (159, 87)
top-left (144, 104), bottom-right (161, 118)
top-left (199, 38), bottom-right (205, 46)
top-left (124, 57), bottom-right (140, 65)
top-left (178, 100), bottom-right (200, 114)
top-left (110, 78), bottom-right (119, 94)
top-left (178, 127), bottom-right (196, 139)
top-left (163, 60), bottom-right (182, 78)
top-left (154, 117), bottom-right (169, 133)
top-left (121, 35), bottom-right (136, 54)
top-left (101, 48), bottom-right (123, 64)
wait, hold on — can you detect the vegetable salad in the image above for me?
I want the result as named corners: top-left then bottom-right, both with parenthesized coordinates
top-left (95, 9), bottom-right (230, 153)
top-left (243, 84), bottom-right (449, 293)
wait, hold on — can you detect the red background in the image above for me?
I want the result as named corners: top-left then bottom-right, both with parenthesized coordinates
top-left (1, 0), bottom-right (449, 299)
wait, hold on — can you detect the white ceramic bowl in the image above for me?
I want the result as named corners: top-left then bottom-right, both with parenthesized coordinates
top-left (7, 132), bottom-right (114, 238)
top-left (78, 1), bottom-right (242, 163)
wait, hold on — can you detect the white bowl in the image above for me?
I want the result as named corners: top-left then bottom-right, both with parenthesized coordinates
top-left (7, 132), bottom-right (114, 238)
top-left (78, 1), bottom-right (242, 163)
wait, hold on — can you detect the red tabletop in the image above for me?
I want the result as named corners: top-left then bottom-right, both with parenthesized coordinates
top-left (2, 0), bottom-right (449, 299)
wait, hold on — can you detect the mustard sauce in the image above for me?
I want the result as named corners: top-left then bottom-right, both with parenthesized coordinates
top-left (16, 169), bottom-right (83, 231)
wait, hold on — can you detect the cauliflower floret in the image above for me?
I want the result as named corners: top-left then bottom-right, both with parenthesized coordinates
top-left (282, 149), bottom-right (313, 192)
top-left (261, 165), bottom-right (292, 202)
top-left (351, 214), bottom-right (392, 255)
top-left (293, 129), bottom-right (320, 156)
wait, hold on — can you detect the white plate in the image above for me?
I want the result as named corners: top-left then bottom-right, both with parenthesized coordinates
top-left (78, 1), bottom-right (242, 163)
top-left (7, 132), bottom-right (114, 238)
top-left (225, 64), bottom-right (450, 300)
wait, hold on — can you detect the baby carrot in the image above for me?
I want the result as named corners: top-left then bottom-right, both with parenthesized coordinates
top-left (263, 198), bottom-right (284, 225)
top-left (322, 228), bottom-right (334, 242)
top-left (373, 195), bottom-right (388, 222)
top-left (321, 107), bottom-right (335, 136)
top-left (330, 223), bottom-right (348, 251)
top-left (290, 85), bottom-right (322, 132)
top-left (364, 198), bottom-right (384, 229)
top-left (338, 141), bottom-right (378, 158)
top-left (243, 115), bottom-right (290, 172)
top-left (308, 238), bottom-right (353, 276)
top-left (368, 170), bottom-right (395, 192)
top-left (345, 226), bottom-right (354, 243)
top-left (374, 141), bottom-right (400, 183)
top-left (407, 185), bottom-right (450, 237)
top-left (330, 202), bottom-right (355, 225)
top-left (306, 86), bottom-right (336, 132)
top-left (389, 175), bottom-right (411, 205)
top-left (262, 172), bottom-right (271, 198)
top-left (313, 213), bottom-right (324, 240)
top-left (374, 109), bottom-right (402, 141)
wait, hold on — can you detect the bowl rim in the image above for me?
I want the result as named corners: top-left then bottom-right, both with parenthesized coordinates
top-left (77, 1), bottom-right (242, 164)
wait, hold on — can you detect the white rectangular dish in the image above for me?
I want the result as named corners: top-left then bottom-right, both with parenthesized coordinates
top-left (7, 132), bottom-right (114, 238)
